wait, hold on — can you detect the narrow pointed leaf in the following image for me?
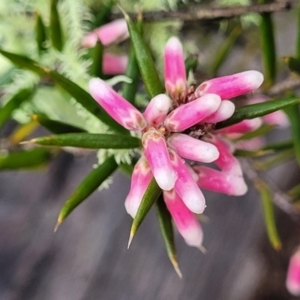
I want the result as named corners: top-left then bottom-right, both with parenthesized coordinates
top-left (210, 26), bottom-right (241, 76)
top-left (30, 133), bottom-right (141, 149)
top-left (234, 124), bottom-right (274, 141)
top-left (185, 55), bottom-right (198, 76)
top-left (0, 148), bottom-right (51, 170)
top-left (288, 184), bottom-right (300, 200)
top-left (284, 105), bottom-right (300, 167)
top-left (0, 48), bottom-right (46, 75)
top-left (48, 70), bottom-right (127, 133)
top-left (35, 12), bottom-right (47, 55)
top-left (50, 0), bottom-right (64, 51)
top-left (255, 180), bottom-right (281, 250)
top-left (216, 97), bottom-right (300, 129)
top-left (129, 177), bottom-right (162, 244)
top-left (124, 12), bottom-right (164, 98)
top-left (32, 114), bottom-right (86, 134)
top-left (0, 49), bottom-right (126, 133)
top-left (89, 41), bottom-right (104, 77)
top-left (262, 139), bottom-right (293, 151)
top-left (156, 196), bottom-right (181, 277)
top-left (0, 88), bottom-right (36, 129)
top-left (259, 0), bottom-right (276, 87)
top-left (234, 149), bottom-right (273, 157)
top-left (9, 121), bottom-right (38, 144)
top-left (56, 156), bottom-right (118, 226)
top-left (284, 56), bottom-right (300, 76)
top-left (119, 163), bottom-right (134, 176)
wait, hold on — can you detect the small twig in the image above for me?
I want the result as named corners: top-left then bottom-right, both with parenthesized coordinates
top-left (268, 77), bottom-right (300, 96)
top-left (112, 1), bottom-right (294, 22)
top-left (240, 158), bottom-right (300, 220)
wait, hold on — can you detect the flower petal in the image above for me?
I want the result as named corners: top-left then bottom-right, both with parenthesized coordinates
top-left (164, 37), bottom-right (187, 97)
top-left (217, 118), bottom-right (263, 135)
top-left (193, 165), bottom-right (248, 196)
top-left (143, 94), bottom-right (172, 127)
top-left (89, 78), bottom-right (147, 131)
top-left (125, 156), bottom-right (153, 218)
top-left (203, 134), bottom-right (243, 176)
top-left (164, 94), bottom-right (221, 132)
top-left (170, 149), bottom-right (206, 214)
top-left (102, 53), bottom-right (128, 75)
top-left (286, 248), bottom-right (300, 296)
top-left (142, 128), bottom-right (177, 191)
top-left (164, 189), bottom-right (203, 248)
top-left (168, 133), bottom-right (219, 163)
top-left (195, 70), bottom-right (264, 100)
top-left (202, 100), bottom-right (235, 123)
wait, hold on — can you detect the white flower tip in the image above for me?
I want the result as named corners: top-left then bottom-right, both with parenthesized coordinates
top-left (286, 282), bottom-right (300, 296)
top-left (155, 169), bottom-right (177, 191)
top-left (221, 100), bottom-right (235, 119)
top-left (124, 199), bottom-right (137, 219)
top-left (233, 178), bottom-right (248, 196)
top-left (246, 70), bottom-right (264, 89)
top-left (200, 144), bottom-right (220, 163)
top-left (153, 94), bottom-right (172, 111)
top-left (184, 227), bottom-right (204, 248)
top-left (199, 93), bottom-right (221, 110)
top-left (166, 36), bottom-right (183, 51)
top-left (89, 78), bottom-right (106, 94)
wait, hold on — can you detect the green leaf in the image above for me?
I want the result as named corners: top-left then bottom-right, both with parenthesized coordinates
top-left (48, 70), bottom-right (127, 133)
top-left (32, 114), bottom-right (86, 134)
top-left (216, 97), bottom-right (300, 129)
top-left (234, 124), bottom-right (274, 141)
top-left (284, 56), bottom-right (300, 76)
top-left (0, 148), bottom-right (51, 170)
top-left (288, 183), bottom-right (300, 200)
top-left (0, 88), bottom-right (36, 129)
top-left (0, 48), bottom-right (46, 75)
top-left (50, 0), bottom-right (64, 51)
top-left (35, 12), bottom-right (47, 55)
top-left (210, 26), bottom-right (241, 76)
top-left (255, 180), bottom-right (281, 250)
top-left (124, 12), bottom-right (164, 98)
top-left (89, 41), bottom-right (104, 78)
top-left (262, 139), bottom-right (293, 151)
top-left (284, 105), bottom-right (300, 167)
top-left (30, 133), bottom-right (141, 149)
top-left (55, 156), bottom-right (118, 229)
top-left (128, 177), bottom-right (162, 247)
top-left (185, 55), bottom-right (198, 76)
top-left (259, 0), bottom-right (277, 87)
top-left (156, 197), bottom-right (182, 278)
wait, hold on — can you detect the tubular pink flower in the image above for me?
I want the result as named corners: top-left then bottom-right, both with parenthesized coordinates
top-left (286, 248), bottom-right (300, 296)
top-left (102, 53), bottom-right (128, 75)
top-left (143, 94), bottom-right (172, 127)
top-left (202, 100), bottom-right (235, 123)
top-left (164, 94), bottom-right (221, 132)
top-left (169, 150), bottom-right (206, 214)
top-left (89, 78), bottom-right (147, 131)
top-left (82, 19), bottom-right (129, 48)
top-left (164, 189), bottom-right (203, 248)
top-left (164, 37), bottom-right (187, 97)
top-left (217, 118), bottom-right (263, 135)
top-left (125, 156), bottom-right (153, 218)
top-left (193, 166), bottom-right (248, 196)
top-left (168, 133), bottom-right (219, 163)
top-left (204, 134), bottom-right (243, 176)
top-left (195, 70), bottom-right (264, 100)
top-left (142, 128), bottom-right (177, 191)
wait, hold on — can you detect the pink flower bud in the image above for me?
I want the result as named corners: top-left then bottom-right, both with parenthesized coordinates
top-left (89, 78), bottom-right (147, 131)
top-left (286, 248), bottom-right (300, 296)
top-left (82, 19), bottom-right (129, 48)
top-left (168, 133), bottom-right (219, 163)
top-left (143, 94), bottom-right (172, 127)
top-left (164, 94), bottom-right (221, 132)
top-left (193, 166), bottom-right (248, 196)
top-left (169, 149), bottom-right (206, 214)
top-left (164, 37), bottom-right (187, 97)
top-left (125, 157), bottom-right (153, 218)
top-left (217, 118), bottom-right (262, 135)
top-left (195, 71), bottom-right (264, 100)
top-left (164, 190), bottom-right (203, 248)
top-left (102, 53), bottom-right (128, 75)
top-left (204, 135), bottom-right (243, 176)
top-left (142, 128), bottom-right (177, 191)
top-left (202, 100), bottom-right (235, 123)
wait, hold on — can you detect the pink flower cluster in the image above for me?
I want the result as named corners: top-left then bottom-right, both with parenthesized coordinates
top-left (286, 248), bottom-right (300, 296)
top-left (89, 36), bottom-right (264, 248)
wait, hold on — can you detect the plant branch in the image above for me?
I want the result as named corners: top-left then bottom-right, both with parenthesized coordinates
top-left (112, 1), bottom-right (294, 22)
